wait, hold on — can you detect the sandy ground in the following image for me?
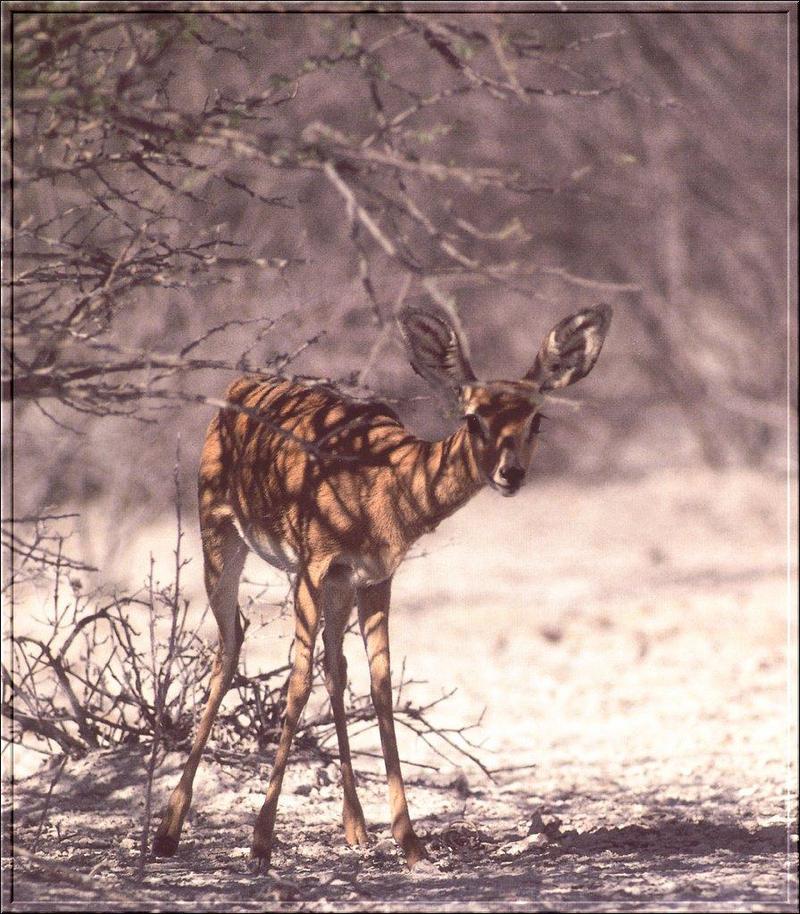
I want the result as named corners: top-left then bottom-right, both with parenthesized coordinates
top-left (3, 467), bottom-right (798, 912)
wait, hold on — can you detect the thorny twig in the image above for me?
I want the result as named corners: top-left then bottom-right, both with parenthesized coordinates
top-left (138, 440), bottom-right (185, 877)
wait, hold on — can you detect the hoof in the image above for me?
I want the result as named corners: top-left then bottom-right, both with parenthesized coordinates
top-left (152, 831), bottom-right (179, 858)
top-left (404, 837), bottom-right (428, 870)
top-left (345, 819), bottom-right (370, 848)
top-left (249, 829), bottom-right (273, 875)
top-left (248, 849), bottom-right (271, 876)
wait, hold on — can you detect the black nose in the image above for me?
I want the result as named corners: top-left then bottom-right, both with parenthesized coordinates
top-left (499, 465), bottom-right (524, 487)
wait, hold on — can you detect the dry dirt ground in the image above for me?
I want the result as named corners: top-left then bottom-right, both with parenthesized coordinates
top-left (3, 468), bottom-right (798, 912)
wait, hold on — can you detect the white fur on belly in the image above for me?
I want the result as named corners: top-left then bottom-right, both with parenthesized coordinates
top-left (232, 515), bottom-right (299, 572)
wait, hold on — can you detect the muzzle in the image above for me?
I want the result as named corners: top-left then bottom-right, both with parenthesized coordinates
top-left (491, 456), bottom-right (525, 496)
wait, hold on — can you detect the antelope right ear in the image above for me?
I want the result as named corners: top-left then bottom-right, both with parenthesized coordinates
top-left (524, 305), bottom-right (612, 392)
top-left (397, 305), bottom-right (477, 403)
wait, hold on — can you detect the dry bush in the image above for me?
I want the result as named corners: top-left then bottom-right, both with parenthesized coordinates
top-left (2, 511), bottom-right (492, 777)
top-left (3, 479), bottom-right (213, 758)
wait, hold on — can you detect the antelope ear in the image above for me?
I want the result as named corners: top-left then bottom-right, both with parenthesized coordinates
top-left (524, 305), bottom-right (612, 391)
top-left (397, 305), bottom-right (477, 402)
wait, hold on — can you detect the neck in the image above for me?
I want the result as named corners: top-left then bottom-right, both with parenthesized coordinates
top-left (403, 423), bottom-right (485, 535)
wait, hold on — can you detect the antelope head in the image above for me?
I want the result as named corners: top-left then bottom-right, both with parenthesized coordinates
top-left (398, 303), bottom-right (612, 497)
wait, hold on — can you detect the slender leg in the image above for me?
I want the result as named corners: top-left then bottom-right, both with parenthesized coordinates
top-left (321, 567), bottom-right (369, 847)
top-left (153, 521), bottom-right (247, 857)
top-left (251, 570), bottom-right (320, 870)
top-left (357, 578), bottom-right (426, 868)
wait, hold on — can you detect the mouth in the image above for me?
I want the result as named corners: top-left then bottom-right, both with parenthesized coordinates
top-left (490, 480), bottom-right (522, 497)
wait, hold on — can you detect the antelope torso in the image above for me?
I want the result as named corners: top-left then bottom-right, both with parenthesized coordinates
top-left (199, 376), bottom-right (480, 587)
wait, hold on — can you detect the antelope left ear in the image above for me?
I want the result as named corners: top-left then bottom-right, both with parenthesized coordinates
top-left (524, 305), bottom-right (612, 392)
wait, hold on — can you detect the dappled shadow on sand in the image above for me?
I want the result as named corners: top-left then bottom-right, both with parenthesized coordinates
top-left (4, 729), bottom-right (798, 914)
top-left (544, 818), bottom-right (787, 855)
top-left (5, 770), bottom-right (795, 912)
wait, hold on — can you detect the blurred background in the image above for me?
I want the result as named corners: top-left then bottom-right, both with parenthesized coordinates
top-left (4, 6), bottom-right (796, 572)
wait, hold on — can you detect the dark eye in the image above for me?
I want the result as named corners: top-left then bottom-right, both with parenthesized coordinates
top-left (465, 413), bottom-right (487, 441)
